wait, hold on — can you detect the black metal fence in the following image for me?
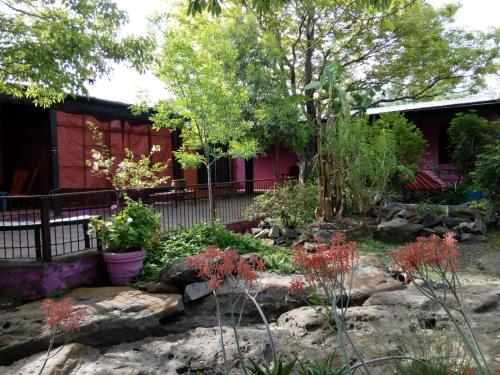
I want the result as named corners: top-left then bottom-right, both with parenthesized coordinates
top-left (0, 179), bottom-right (279, 262)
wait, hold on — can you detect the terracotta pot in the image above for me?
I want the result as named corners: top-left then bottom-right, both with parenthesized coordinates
top-left (102, 249), bottom-right (146, 286)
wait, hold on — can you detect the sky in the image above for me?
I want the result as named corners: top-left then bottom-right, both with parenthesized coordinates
top-left (86, 0), bottom-right (500, 104)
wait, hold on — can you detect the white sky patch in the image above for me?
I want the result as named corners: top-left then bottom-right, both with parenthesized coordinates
top-left (86, 0), bottom-right (500, 104)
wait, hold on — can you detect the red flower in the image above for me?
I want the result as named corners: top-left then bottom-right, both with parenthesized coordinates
top-left (391, 233), bottom-right (459, 276)
top-left (187, 246), bottom-right (265, 291)
top-left (40, 297), bottom-right (86, 332)
top-left (289, 277), bottom-right (306, 292)
top-left (292, 233), bottom-right (359, 288)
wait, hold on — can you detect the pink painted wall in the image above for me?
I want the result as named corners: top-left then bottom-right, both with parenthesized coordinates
top-left (235, 158), bottom-right (246, 182)
top-left (0, 253), bottom-right (106, 301)
top-left (253, 147), bottom-right (298, 180)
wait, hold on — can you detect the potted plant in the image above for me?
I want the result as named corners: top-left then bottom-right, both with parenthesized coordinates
top-left (89, 198), bottom-right (161, 285)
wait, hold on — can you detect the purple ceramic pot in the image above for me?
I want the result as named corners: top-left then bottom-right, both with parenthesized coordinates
top-left (102, 249), bottom-right (146, 286)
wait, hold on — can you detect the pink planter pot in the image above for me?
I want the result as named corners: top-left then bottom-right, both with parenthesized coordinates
top-left (102, 250), bottom-right (146, 286)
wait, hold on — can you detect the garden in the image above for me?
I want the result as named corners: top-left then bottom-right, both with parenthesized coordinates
top-left (1, 0), bottom-right (499, 374)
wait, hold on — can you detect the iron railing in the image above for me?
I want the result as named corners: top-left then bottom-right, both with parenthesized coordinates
top-left (0, 179), bottom-right (279, 262)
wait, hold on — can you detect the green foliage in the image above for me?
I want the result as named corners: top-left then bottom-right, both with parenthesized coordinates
top-left (416, 203), bottom-right (446, 216)
top-left (448, 111), bottom-right (498, 180)
top-left (245, 181), bottom-right (317, 228)
top-left (137, 223), bottom-right (289, 283)
top-left (153, 17), bottom-right (258, 168)
top-left (297, 353), bottom-right (346, 375)
top-left (470, 139), bottom-right (500, 208)
top-left (247, 357), bottom-right (297, 375)
top-left (0, 0), bottom-right (152, 106)
top-left (89, 199), bottom-right (161, 253)
top-left (393, 327), bottom-right (474, 375)
top-left (260, 250), bottom-right (296, 274)
top-left (373, 113), bottom-right (428, 174)
top-left (86, 122), bottom-right (169, 191)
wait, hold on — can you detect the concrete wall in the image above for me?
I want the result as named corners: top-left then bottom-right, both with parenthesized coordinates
top-left (0, 252), bottom-right (107, 301)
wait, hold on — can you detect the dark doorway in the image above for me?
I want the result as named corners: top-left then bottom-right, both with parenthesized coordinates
top-left (0, 102), bottom-right (52, 194)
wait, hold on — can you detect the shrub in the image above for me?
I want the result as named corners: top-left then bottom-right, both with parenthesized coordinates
top-left (245, 181), bottom-right (317, 228)
top-left (89, 198), bottom-right (161, 252)
top-left (373, 113), bottom-right (428, 172)
top-left (469, 139), bottom-right (500, 209)
top-left (447, 111), bottom-right (497, 181)
top-left (416, 203), bottom-right (446, 216)
top-left (138, 223), bottom-right (292, 283)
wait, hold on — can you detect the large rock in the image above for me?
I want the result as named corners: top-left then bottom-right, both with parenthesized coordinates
top-left (442, 217), bottom-right (468, 228)
top-left (477, 253), bottom-right (500, 278)
top-left (268, 224), bottom-right (280, 239)
top-left (160, 258), bottom-right (203, 289)
top-left (421, 212), bottom-right (442, 228)
top-left (0, 343), bottom-right (99, 375)
top-left (0, 287), bottom-right (183, 365)
top-left (376, 218), bottom-right (423, 243)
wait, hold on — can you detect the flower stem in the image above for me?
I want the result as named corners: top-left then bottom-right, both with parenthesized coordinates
top-left (214, 292), bottom-right (230, 375)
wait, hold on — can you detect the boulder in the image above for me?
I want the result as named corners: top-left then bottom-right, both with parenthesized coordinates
top-left (281, 228), bottom-right (298, 239)
top-left (458, 233), bottom-right (486, 244)
top-left (0, 343), bottom-right (100, 375)
top-left (184, 282), bottom-right (210, 303)
top-left (472, 218), bottom-right (487, 235)
top-left (442, 217), bottom-right (468, 228)
top-left (380, 202), bottom-right (408, 221)
top-left (477, 253), bottom-right (500, 278)
top-left (433, 226), bottom-right (455, 237)
top-left (145, 281), bottom-right (180, 294)
top-left (0, 287), bottom-right (184, 365)
top-left (421, 212), bottom-right (442, 228)
top-left (268, 224), bottom-right (280, 239)
top-left (395, 207), bottom-right (420, 221)
top-left (376, 218), bottom-right (423, 243)
top-left (161, 258), bottom-right (203, 289)
top-left (254, 228), bottom-right (270, 239)
top-left (457, 221), bottom-right (475, 233)
top-left (251, 228), bottom-right (262, 235)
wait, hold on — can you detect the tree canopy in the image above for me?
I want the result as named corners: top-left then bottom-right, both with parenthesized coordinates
top-left (0, 0), bottom-right (152, 106)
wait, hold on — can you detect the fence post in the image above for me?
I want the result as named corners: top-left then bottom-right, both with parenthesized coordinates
top-left (40, 196), bottom-right (52, 262)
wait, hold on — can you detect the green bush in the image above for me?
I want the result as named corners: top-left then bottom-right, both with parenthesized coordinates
top-left (470, 139), bottom-right (500, 209)
top-left (448, 111), bottom-right (497, 180)
top-left (245, 181), bottom-right (317, 228)
top-left (138, 223), bottom-right (294, 283)
top-left (89, 198), bottom-right (161, 252)
top-left (416, 203), bottom-right (446, 216)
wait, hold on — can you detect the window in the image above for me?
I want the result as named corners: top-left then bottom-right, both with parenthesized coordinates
top-left (171, 128), bottom-right (183, 180)
top-left (438, 125), bottom-right (452, 164)
top-left (197, 156), bottom-right (232, 184)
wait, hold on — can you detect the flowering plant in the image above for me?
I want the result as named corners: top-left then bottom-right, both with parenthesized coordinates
top-left (38, 297), bottom-right (86, 375)
top-left (86, 121), bottom-right (169, 191)
top-left (187, 247), bottom-right (271, 375)
top-left (391, 233), bottom-right (492, 375)
top-left (89, 198), bottom-right (161, 253)
top-left (290, 233), bottom-right (370, 375)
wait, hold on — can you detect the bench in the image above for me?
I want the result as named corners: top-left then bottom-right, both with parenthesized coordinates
top-left (0, 214), bottom-right (94, 261)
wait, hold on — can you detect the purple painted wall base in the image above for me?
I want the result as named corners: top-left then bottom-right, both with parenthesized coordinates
top-left (0, 252), bottom-right (107, 301)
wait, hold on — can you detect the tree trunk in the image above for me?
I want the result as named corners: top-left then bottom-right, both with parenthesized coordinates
top-left (206, 162), bottom-right (215, 231)
top-left (270, 144), bottom-right (282, 184)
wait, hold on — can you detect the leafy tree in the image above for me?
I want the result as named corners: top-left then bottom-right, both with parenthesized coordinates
top-left (448, 111), bottom-right (497, 181)
top-left (186, 0), bottom-right (392, 16)
top-left (225, 13), bottom-right (312, 181)
top-left (469, 139), bottom-right (500, 208)
top-left (0, 0), bottom-right (152, 106)
top-left (150, 16), bottom-right (258, 230)
top-left (373, 113), bottom-right (428, 171)
top-left (227, 0), bottom-right (498, 180)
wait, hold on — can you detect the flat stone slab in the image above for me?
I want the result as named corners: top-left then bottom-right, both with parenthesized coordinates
top-left (0, 287), bottom-right (183, 365)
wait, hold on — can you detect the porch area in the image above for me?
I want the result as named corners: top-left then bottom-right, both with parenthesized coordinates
top-left (0, 179), bottom-right (275, 262)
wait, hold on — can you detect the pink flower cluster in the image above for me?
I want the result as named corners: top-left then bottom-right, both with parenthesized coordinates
top-left (187, 246), bottom-right (265, 291)
top-left (40, 297), bottom-right (86, 332)
top-left (290, 233), bottom-right (359, 291)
